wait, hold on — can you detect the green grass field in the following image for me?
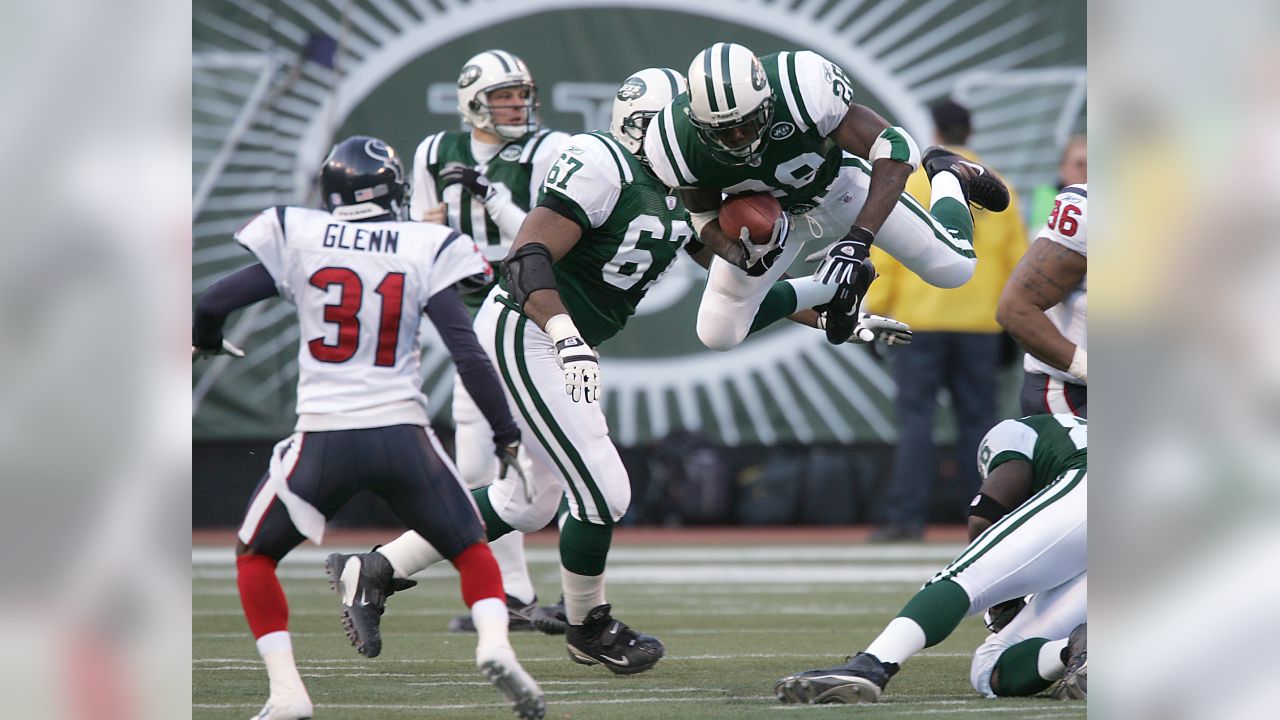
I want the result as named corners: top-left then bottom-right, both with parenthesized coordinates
top-left (193, 539), bottom-right (1085, 719)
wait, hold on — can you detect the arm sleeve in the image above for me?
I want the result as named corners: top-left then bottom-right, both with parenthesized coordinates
top-left (410, 134), bottom-right (442, 222)
top-left (424, 286), bottom-right (520, 446)
top-left (795, 51), bottom-right (854, 138)
top-left (426, 230), bottom-right (491, 299)
top-left (192, 263), bottom-right (278, 349)
top-left (977, 419), bottom-right (1038, 479)
top-left (529, 131), bottom-right (571, 206)
top-left (540, 134), bottom-right (622, 229)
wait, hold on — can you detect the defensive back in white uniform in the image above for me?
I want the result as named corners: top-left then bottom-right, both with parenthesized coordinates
top-left (1024, 184), bottom-right (1087, 384)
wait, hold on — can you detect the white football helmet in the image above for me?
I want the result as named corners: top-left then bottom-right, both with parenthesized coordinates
top-left (610, 67), bottom-right (688, 163)
top-left (456, 49), bottom-right (540, 141)
top-left (687, 43), bottom-right (774, 164)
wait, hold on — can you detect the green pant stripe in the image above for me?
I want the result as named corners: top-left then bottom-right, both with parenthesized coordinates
top-left (841, 155), bottom-right (974, 258)
top-left (511, 313), bottom-right (613, 524)
top-left (936, 469), bottom-right (1084, 583)
top-left (493, 306), bottom-right (589, 517)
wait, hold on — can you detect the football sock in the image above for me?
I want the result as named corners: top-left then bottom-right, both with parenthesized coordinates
top-left (489, 531), bottom-right (536, 605)
top-left (559, 514), bottom-right (612, 576)
top-left (747, 281), bottom-right (798, 335)
top-left (897, 579), bottom-right (971, 646)
top-left (863, 617), bottom-right (926, 666)
top-left (474, 486), bottom-right (516, 539)
top-left (256, 631), bottom-right (309, 700)
top-left (377, 530), bottom-right (444, 579)
top-left (990, 637), bottom-right (1062, 696)
top-left (928, 171), bottom-right (974, 243)
top-left (452, 542), bottom-right (506, 608)
top-left (470, 596), bottom-right (512, 656)
top-left (561, 567), bottom-right (607, 626)
top-left (236, 554), bottom-right (288, 638)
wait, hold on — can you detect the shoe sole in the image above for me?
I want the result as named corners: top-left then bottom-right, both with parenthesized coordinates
top-left (324, 554), bottom-right (381, 658)
top-left (531, 613), bottom-right (568, 636)
top-left (775, 676), bottom-right (882, 704)
top-left (479, 658), bottom-right (546, 720)
top-left (566, 643), bottom-right (664, 675)
top-left (1051, 662), bottom-right (1087, 700)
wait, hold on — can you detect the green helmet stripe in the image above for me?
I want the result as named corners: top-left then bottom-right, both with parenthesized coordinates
top-left (487, 50), bottom-right (512, 72)
top-left (703, 47), bottom-right (719, 112)
top-left (660, 68), bottom-right (680, 97)
top-left (719, 43), bottom-right (736, 109)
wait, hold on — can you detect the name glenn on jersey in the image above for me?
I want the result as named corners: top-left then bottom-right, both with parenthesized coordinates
top-left (323, 223), bottom-right (400, 253)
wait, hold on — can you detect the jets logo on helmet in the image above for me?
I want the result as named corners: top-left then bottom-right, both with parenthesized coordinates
top-left (617, 77), bottom-right (647, 101)
top-left (687, 43), bottom-right (775, 164)
top-left (320, 135), bottom-right (409, 221)
top-left (610, 67), bottom-right (688, 163)
top-left (454, 49), bottom-right (540, 141)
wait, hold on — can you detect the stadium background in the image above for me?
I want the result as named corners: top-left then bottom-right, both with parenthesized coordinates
top-left (192, 0), bottom-right (1085, 530)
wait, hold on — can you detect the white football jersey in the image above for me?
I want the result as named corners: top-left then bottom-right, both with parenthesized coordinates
top-left (236, 206), bottom-right (489, 431)
top-left (1025, 184), bottom-right (1088, 383)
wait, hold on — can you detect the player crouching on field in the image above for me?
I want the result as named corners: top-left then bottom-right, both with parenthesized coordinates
top-left (776, 414), bottom-right (1087, 704)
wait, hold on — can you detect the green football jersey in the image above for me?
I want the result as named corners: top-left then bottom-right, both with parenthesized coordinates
top-left (645, 50), bottom-right (857, 213)
top-left (978, 414), bottom-right (1088, 494)
top-left (499, 131), bottom-right (697, 347)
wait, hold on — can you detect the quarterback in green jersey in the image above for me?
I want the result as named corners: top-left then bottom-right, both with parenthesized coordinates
top-left (644, 42), bottom-right (1012, 349)
top-left (409, 49), bottom-right (571, 634)
top-left (777, 414), bottom-right (1087, 704)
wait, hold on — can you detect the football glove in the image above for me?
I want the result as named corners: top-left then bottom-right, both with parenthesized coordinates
top-left (192, 338), bottom-right (245, 362)
top-left (545, 314), bottom-right (600, 403)
top-left (495, 440), bottom-right (533, 503)
top-left (737, 213), bottom-right (789, 269)
top-left (438, 164), bottom-right (493, 199)
top-left (984, 597), bottom-right (1028, 633)
top-left (818, 312), bottom-right (912, 346)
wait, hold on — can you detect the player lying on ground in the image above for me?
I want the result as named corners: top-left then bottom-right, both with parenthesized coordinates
top-left (776, 414), bottom-right (1088, 704)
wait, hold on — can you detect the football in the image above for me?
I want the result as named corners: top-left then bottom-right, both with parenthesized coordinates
top-left (720, 193), bottom-right (783, 244)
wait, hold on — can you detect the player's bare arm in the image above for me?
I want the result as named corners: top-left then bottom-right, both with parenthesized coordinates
top-left (505, 206), bottom-right (583, 328)
top-left (830, 104), bottom-right (912, 235)
top-left (968, 460), bottom-right (1033, 541)
top-left (997, 237), bottom-right (1087, 372)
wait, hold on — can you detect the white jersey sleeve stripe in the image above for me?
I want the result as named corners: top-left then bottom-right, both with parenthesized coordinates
top-left (657, 106), bottom-right (695, 186)
top-left (777, 51), bottom-right (810, 134)
top-left (519, 128), bottom-right (548, 163)
top-left (427, 131), bottom-right (443, 165)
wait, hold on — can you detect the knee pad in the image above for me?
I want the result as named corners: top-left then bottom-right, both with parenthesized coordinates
top-left (922, 255), bottom-right (976, 289)
top-left (970, 636), bottom-right (1011, 699)
top-left (603, 480), bottom-right (632, 523)
top-left (696, 311), bottom-right (748, 351)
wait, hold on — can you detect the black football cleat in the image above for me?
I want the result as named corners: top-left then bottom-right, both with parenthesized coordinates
top-left (449, 594), bottom-right (538, 633)
top-left (565, 604), bottom-right (664, 675)
top-left (1051, 623), bottom-right (1087, 700)
top-left (531, 595), bottom-right (568, 636)
top-left (325, 551), bottom-right (416, 658)
top-left (775, 652), bottom-right (900, 704)
top-left (922, 146), bottom-right (1010, 212)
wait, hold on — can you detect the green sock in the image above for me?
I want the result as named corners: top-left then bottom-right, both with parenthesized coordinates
top-left (898, 579), bottom-right (971, 646)
top-left (931, 197), bottom-right (974, 244)
top-left (747, 281), bottom-right (799, 335)
top-left (559, 514), bottom-right (613, 576)
top-left (991, 638), bottom-right (1055, 696)
top-left (472, 487), bottom-right (515, 540)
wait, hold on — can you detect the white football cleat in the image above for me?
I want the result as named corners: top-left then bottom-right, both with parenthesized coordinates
top-left (477, 645), bottom-right (546, 719)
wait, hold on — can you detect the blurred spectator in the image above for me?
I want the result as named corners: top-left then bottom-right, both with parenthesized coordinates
top-left (1026, 135), bottom-right (1087, 232)
top-left (865, 100), bottom-right (1026, 541)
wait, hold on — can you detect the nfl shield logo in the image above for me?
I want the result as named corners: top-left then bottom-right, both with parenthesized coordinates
top-left (665, 196), bottom-right (677, 210)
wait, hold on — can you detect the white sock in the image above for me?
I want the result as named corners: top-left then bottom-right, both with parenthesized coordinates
top-left (256, 631), bottom-right (309, 701)
top-left (560, 568), bottom-right (606, 625)
top-left (787, 277), bottom-right (837, 310)
top-left (377, 530), bottom-right (444, 579)
top-left (490, 532), bottom-right (535, 605)
top-left (929, 170), bottom-right (965, 209)
top-left (864, 617), bottom-right (927, 666)
top-left (471, 596), bottom-right (511, 657)
top-left (1039, 638), bottom-right (1069, 680)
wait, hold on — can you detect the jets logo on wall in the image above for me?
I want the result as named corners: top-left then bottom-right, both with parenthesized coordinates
top-left (193, 0), bottom-right (1086, 444)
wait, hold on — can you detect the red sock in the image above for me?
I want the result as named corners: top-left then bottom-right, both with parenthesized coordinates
top-left (450, 542), bottom-right (504, 607)
top-left (237, 554), bottom-right (289, 639)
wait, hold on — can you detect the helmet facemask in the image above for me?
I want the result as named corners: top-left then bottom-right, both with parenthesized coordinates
top-left (689, 96), bottom-right (774, 165)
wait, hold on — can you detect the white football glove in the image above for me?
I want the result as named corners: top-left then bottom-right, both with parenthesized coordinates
top-left (192, 338), bottom-right (245, 362)
top-left (818, 312), bottom-right (912, 346)
top-left (738, 213), bottom-right (790, 266)
top-left (545, 314), bottom-right (600, 403)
